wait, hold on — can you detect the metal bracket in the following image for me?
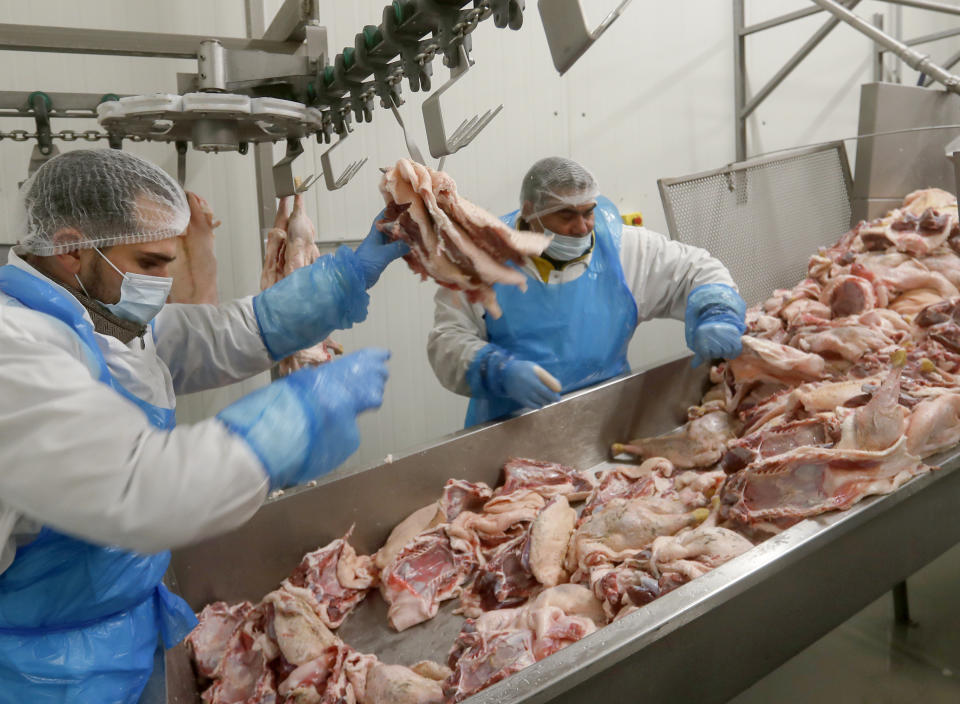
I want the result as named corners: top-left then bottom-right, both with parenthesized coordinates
top-left (319, 130), bottom-right (366, 190)
top-left (29, 91), bottom-right (53, 156)
top-left (176, 140), bottom-right (188, 186)
top-left (273, 137), bottom-right (321, 196)
top-left (538, 0), bottom-right (634, 75)
top-left (422, 44), bottom-right (502, 159)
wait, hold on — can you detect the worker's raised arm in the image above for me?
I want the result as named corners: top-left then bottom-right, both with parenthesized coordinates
top-left (427, 286), bottom-right (490, 396)
top-left (620, 225), bottom-right (737, 322)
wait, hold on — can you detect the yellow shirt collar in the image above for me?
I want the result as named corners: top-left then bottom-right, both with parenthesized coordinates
top-left (529, 232), bottom-right (595, 282)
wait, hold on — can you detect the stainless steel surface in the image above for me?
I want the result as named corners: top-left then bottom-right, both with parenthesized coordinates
top-left (0, 23), bottom-right (298, 58)
top-left (197, 40), bottom-right (227, 92)
top-left (537, 0), bottom-right (634, 76)
top-left (812, 0), bottom-right (960, 92)
top-left (164, 351), bottom-right (960, 703)
top-left (851, 82), bottom-right (960, 223)
top-left (658, 142), bottom-right (853, 306)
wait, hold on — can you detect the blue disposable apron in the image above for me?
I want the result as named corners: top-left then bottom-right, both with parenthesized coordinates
top-left (465, 196), bottom-right (639, 426)
top-left (0, 265), bottom-right (197, 704)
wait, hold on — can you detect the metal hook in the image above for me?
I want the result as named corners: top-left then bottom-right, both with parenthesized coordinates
top-left (421, 44), bottom-right (502, 159)
top-left (273, 138), bottom-right (322, 197)
top-left (538, 0), bottom-right (634, 75)
top-left (388, 95), bottom-right (426, 165)
top-left (319, 127), bottom-right (367, 190)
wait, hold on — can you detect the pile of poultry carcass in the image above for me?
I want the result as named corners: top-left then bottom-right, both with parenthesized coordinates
top-left (186, 188), bottom-right (960, 703)
top-left (187, 456), bottom-right (750, 703)
top-left (378, 159), bottom-right (551, 318)
top-left (616, 187), bottom-right (960, 536)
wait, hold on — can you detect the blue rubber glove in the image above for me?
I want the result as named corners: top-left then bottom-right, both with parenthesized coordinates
top-left (355, 213), bottom-right (410, 289)
top-left (684, 283), bottom-right (747, 368)
top-left (217, 348), bottom-right (390, 490)
top-left (467, 344), bottom-right (562, 408)
top-left (253, 247), bottom-right (369, 361)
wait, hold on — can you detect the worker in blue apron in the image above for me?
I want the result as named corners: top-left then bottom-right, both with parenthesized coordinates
top-left (427, 156), bottom-right (746, 426)
top-left (0, 149), bottom-right (406, 703)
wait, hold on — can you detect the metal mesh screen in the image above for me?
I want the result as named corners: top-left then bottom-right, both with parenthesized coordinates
top-left (658, 143), bottom-right (853, 307)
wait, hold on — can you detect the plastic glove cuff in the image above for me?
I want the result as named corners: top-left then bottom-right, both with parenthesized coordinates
top-left (252, 247), bottom-right (371, 361)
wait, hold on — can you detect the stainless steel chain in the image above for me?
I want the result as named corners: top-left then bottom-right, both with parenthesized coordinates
top-left (0, 129), bottom-right (145, 143)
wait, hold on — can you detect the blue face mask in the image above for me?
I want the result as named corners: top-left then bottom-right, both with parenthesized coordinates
top-left (541, 227), bottom-right (593, 261)
top-left (76, 248), bottom-right (173, 325)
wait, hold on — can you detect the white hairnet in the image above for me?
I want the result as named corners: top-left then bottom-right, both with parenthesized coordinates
top-left (520, 156), bottom-right (600, 221)
top-left (18, 149), bottom-right (189, 256)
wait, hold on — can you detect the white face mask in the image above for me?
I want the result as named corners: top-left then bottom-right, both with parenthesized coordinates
top-left (75, 248), bottom-right (172, 325)
top-left (539, 222), bottom-right (593, 261)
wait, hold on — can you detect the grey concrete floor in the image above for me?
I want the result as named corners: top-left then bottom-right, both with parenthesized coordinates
top-left (730, 542), bottom-right (960, 703)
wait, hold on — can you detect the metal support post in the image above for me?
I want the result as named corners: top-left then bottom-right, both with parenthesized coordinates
top-left (892, 580), bottom-right (913, 625)
top-left (733, 0), bottom-right (746, 161)
top-left (873, 13), bottom-right (885, 82)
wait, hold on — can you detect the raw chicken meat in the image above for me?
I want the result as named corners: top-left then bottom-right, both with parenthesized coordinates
top-left (378, 159), bottom-right (551, 318)
top-left (497, 457), bottom-right (596, 501)
top-left (727, 336), bottom-right (827, 387)
top-left (720, 437), bottom-right (927, 533)
top-left (443, 586), bottom-right (603, 702)
top-left (528, 496), bottom-right (577, 587)
top-left (438, 479), bottom-right (493, 521)
top-left (374, 503), bottom-right (442, 571)
top-left (588, 524), bottom-right (753, 619)
top-left (905, 392), bottom-right (960, 456)
top-left (379, 527), bottom-right (476, 631)
top-left (260, 195), bottom-right (343, 375)
top-left (262, 589), bottom-right (338, 667)
top-left (458, 495), bottom-right (578, 616)
top-left (188, 601), bottom-right (254, 679)
top-left (567, 468), bottom-right (726, 575)
top-left (612, 410), bottom-right (735, 469)
top-left (202, 603), bottom-right (280, 704)
top-left (363, 663), bottom-right (444, 704)
top-left (281, 530), bottom-right (378, 629)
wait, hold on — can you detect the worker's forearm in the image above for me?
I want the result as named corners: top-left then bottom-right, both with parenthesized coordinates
top-left (253, 247), bottom-right (369, 361)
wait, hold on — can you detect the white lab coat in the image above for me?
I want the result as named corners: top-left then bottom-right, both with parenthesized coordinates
top-left (428, 224), bottom-right (736, 396)
top-left (0, 250), bottom-right (272, 573)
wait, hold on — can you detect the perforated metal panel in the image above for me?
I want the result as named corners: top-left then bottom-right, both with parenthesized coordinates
top-left (658, 143), bottom-right (853, 307)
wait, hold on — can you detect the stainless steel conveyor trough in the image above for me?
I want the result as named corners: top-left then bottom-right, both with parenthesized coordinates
top-left (162, 355), bottom-right (960, 703)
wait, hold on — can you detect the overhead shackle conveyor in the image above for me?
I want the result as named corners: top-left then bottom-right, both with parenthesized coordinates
top-left (0, 1), bottom-right (528, 192)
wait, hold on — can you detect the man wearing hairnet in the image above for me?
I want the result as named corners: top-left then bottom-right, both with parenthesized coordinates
top-left (0, 149), bottom-right (407, 702)
top-left (428, 156), bottom-right (746, 426)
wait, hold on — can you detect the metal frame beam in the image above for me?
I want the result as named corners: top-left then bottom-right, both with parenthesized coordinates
top-left (0, 22), bottom-right (298, 58)
top-left (734, 0), bottom-right (858, 160)
top-left (734, 0), bottom-right (960, 161)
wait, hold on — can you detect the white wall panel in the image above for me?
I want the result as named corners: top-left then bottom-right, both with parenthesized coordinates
top-left (0, 1), bottom-right (951, 470)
